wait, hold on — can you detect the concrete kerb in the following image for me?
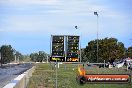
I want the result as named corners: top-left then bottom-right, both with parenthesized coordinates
top-left (3, 66), bottom-right (36, 88)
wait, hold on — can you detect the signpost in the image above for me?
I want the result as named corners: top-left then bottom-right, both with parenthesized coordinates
top-left (50, 35), bottom-right (81, 88)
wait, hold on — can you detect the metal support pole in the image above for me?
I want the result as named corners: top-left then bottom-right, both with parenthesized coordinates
top-left (94, 12), bottom-right (99, 63)
top-left (64, 36), bottom-right (67, 69)
top-left (97, 14), bottom-right (99, 63)
top-left (74, 26), bottom-right (81, 62)
top-left (55, 59), bottom-right (58, 88)
top-left (50, 35), bottom-right (52, 57)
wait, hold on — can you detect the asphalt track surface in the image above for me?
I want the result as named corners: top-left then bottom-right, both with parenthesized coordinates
top-left (0, 63), bottom-right (33, 88)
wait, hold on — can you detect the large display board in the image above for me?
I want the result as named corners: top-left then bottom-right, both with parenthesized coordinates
top-left (50, 35), bottom-right (65, 62)
top-left (52, 36), bottom-right (64, 56)
top-left (50, 35), bottom-right (80, 62)
top-left (66, 36), bottom-right (80, 62)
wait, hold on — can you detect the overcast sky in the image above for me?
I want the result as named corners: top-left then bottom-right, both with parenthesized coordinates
top-left (0, 0), bottom-right (132, 54)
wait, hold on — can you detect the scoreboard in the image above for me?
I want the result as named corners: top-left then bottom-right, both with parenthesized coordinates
top-left (50, 35), bottom-right (80, 62)
top-left (52, 36), bottom-right (64, 56)
top-left (66, 36), bottom-right (80, 62)
top-left (51, 36), bottom-right (65, 62)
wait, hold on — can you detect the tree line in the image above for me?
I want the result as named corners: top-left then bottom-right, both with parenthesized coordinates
top-left (81, 37), bottom-right (132, 62)
top-left (0, 45), bottom-right (24, 66)
top-left (30, 51), bottom-right (48, 62)
top-left (0, 45), bottom-right (48, 66)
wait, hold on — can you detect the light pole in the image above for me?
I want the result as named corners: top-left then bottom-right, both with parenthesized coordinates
top-left (94, 12), bottom-right (99, 63)
top-left (75, 26), bottom-right (82, 62)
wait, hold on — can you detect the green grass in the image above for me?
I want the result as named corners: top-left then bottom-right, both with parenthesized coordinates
top-left (27, 63), bottom-right (132, 88)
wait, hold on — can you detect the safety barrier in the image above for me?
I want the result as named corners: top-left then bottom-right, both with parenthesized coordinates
top-left (3, 66), bottom-right (35, 88)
